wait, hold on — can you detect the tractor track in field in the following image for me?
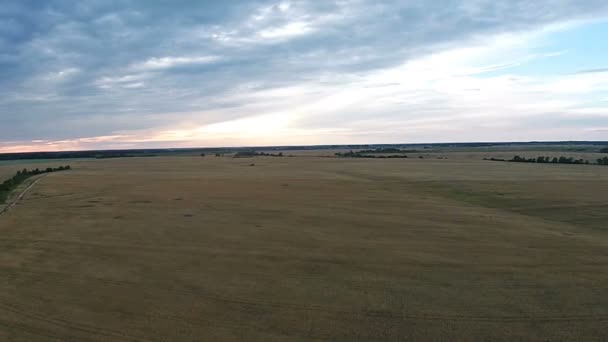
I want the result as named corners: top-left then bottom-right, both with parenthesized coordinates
top-left (0, 301), bottom-right (151, 342)
top-left (0, 175), bottom-right (46, 218)
top-left (3, 267), bottom-right (608, 325)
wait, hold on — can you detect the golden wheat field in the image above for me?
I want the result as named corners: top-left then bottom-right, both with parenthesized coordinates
top-left (1, 154), bottom-right (607, 341)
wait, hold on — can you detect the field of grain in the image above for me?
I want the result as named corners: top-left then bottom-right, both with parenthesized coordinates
top-left (1, 155), bottom-right (607, 341)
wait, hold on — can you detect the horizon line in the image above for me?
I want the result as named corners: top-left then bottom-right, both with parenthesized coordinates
top-left (1, 140), bottom-right (607, 155)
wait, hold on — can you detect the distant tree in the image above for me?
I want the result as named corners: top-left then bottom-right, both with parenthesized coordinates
top-left (234, 151), bottom-right (257, 158)
top-left (506, 155), bottom-right (593, 165)
top-left (200, 153), bottom-right (206, 157)
top-left (600, 148), bottom-right (608, 153)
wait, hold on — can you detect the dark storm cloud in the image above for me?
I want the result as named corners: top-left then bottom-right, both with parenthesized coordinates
top-left (1, 0), bottom-right (608, 142)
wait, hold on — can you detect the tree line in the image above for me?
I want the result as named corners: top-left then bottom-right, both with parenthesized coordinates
top-left (335, 151), bottom-right (409, 158)
top-left (233, 151), bottom-right (284, 158)
top-left (0, 166), bottom-right (71, 203)
top-left (484, 156), bottom-right (608, 166)
top-left (356, 148), bottom-right (420, 154)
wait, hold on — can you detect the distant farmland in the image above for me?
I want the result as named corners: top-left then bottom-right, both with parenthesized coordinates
top-left (0, 151), bottom-right (607, 340)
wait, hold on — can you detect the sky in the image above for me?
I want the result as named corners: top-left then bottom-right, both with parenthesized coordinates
top-left (1, 0), bottom-right (608, 152)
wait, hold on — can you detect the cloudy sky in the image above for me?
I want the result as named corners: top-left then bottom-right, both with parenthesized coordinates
top-left (1, 0), bottom-right (608, 152)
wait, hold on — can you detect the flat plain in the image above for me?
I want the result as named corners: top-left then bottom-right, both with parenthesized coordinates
top-left (1, 154), bottom-right (608, 341)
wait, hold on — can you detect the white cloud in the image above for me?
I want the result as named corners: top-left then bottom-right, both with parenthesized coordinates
top-left (258, 21), bottom-right (314, 39)
top-left (132, 56), bottom-right (220, 71)
top-left (94, 74), bottom-right (148, 89)
top-left (3, 0), bottom-right (608, 150)
top-left (121, 82), bottom-right (144, 89)
top-left (208, 1), bottom-right (348, 46)
top-left (44, 68), bottom-right (79, 81)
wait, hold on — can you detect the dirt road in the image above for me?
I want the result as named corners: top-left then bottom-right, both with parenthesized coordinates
top-left (0, 175), bottom-right (45, 217)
